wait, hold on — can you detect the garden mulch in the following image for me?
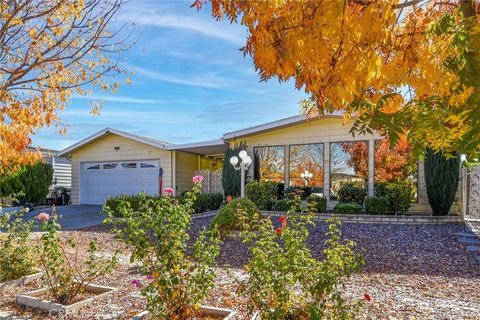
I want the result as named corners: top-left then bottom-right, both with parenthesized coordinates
top-left (1, 215), bottom-right (479, 319)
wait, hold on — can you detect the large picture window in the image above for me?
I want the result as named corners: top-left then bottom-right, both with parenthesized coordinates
top-left (253, 146), bottom-right (285, 183)
top-left (289, 144), bottom-right (324, 191)
top-left (374, 138), bottom-right (418, 202)
top-left (330, 141), bottom-right (368, 200)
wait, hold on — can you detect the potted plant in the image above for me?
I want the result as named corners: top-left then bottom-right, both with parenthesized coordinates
top-left (0, 209), bottom-right (43, 290)
top-left (15, 211), bottom-right (119, 313)
top-left (236, 197), bottom-right (367, 319)
top-left (105, 176), bottom-right (236, 319)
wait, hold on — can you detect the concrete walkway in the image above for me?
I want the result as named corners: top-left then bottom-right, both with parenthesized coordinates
top-left (2, 205), bottom-right (104, 231)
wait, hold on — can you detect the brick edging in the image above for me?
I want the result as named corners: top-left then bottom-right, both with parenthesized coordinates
top-left (263, 211), bottom-right (464, 225)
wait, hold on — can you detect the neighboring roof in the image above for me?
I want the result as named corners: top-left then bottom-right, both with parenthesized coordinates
top-left (57, 127), bottom-right (172, 157)
top-left (168, 139), bottom-right (225, 156)
top-left (222, 111), bottom-right (343, 140)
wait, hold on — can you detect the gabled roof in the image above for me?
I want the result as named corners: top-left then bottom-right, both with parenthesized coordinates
top-left (57, 127), bottom-right (172, 157)
top-left (222, 111), bottom-right (343, 139)
top-left (168, 139), bottom-right (225, 156)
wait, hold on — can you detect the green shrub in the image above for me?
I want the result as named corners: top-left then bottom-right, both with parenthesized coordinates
top-left (103, 193), bottom-right (160, 217)
top-left (246, 181), bottom-right (278, 210)
top-left (0, 162), bottom-right (53, 205)
top-left (424, 148), bottom-right (460, 216)
top-left (273, 199), bottom-right (295, 212)
top-left (337, 182), bottom-right (366, 205)
top-left (364, 196), bottom-right (390, 215)
top-left (375, 181), bottom-right (411, 214)
top-left (192, 192), bottom-right (223, 213)
top-left (307, 195), bottom-right (327, 213)
top-left (334, 202), bottom-right (362, 214)
top-left (210, 198), bottom-right (257, 237)
top-left (284, 186), bottom-right (313, 200)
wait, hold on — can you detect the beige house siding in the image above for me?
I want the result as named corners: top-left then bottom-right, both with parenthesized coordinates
top-left (225, 116), bottom-right (446, 214)
top-left (175, 151), bottom-right (198, 194)
top-left (69, 133), bottom-right (172, 205)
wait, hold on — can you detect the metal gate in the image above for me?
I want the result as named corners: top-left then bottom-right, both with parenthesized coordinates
top-left (462, 165), bottom-right (480, 221)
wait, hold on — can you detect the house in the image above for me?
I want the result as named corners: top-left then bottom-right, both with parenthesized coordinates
top-left (58, 114), bottom-right (448, 214)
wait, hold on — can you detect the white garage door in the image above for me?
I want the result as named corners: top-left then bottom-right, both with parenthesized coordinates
top-left (80, 160), bottom-right (160, 205)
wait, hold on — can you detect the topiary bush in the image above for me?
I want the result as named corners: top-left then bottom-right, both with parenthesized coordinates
top-left (375, 181), bottom-right (411, 214)
top-left (246, 180), bottom-right (278, 210)
top-left (210, 198), bottom-right (257, 237)
top-left (424, 148), bottom-right (460, 216)
top-left (333, 203), bottom-right (362, 214)
top-left (307, 195), bottom-right (327, 213)
top-left (337, 182), bottom-right (366, 205)
top-left (364, 196), bottom-right (390, 215)
top-left (273, 199), bottom-right (295, 212)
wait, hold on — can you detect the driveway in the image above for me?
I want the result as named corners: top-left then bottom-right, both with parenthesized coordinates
top-left (2, 205), bottom-right (104, 231)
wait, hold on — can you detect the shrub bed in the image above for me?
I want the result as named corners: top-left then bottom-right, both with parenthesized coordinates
top-left (284, 186), bottom-right (313, 200)
top-left (364, 196), bottom-right (390, 215)
top-left (375, 181), bottom-right (411, 214)
top-left (210, 198), bottom-right (257, 237)
top-left (191, 192), bottom-right (223, 213)
top-left (246, 181), bottom-right (278, 210)
top-left (306, 195), bottom-right (327, 213)
top-left (337, 182), bottom-right (366, 205)
top-left (273, 199), bottom-right (295, 212)
top-left (334, 202), bottom-right (362, 214)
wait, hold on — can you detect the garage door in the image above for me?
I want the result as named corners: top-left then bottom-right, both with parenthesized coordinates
top-left (80, 160), bottom-right (160, 205)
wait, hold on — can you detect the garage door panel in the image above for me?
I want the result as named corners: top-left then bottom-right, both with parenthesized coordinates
top-left (80, 160), bottom-right (160, 205)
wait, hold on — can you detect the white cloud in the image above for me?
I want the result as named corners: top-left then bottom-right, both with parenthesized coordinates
top-left (78, 94), bottom-right (165, 105)
top-left (131, 65), bottom-right (237, 89)
top-left (118, 11), bottom-right (245, 45)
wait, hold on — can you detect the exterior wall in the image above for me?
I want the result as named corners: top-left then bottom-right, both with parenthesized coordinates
top-left (69, 133), bottom-right (172, 205)
top-left (225, 116), bottom-right (445, 214)
top-left (45, 156), bottom-right (71, 188)
top-left (175, 151), bottom-right (198, 194)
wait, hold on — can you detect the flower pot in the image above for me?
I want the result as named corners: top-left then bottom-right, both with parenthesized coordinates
top-left (15, 283), bottom-right (117, 313)
top-left (131, 305), bottom-right (236, 320)
top-left (0, 268), bottom-right (43, 290)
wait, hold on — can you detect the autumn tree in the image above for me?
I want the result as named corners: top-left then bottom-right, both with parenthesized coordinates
top-left (194, 0), bottom-right (480, 157)
top-left (0, 0), bottom-right (131, 172)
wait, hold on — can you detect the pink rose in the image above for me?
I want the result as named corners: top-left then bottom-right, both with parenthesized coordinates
top-left (36, 212), bottom-right (50, 221)
top-left (164, 188), bottom-right (174, 196)
top-left (192, 175), bottom-right (204, 184)
top-left (131, 279), bottom-right (142, 288)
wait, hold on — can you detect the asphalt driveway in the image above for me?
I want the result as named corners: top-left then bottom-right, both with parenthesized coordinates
top-left (1, 205), bottom-right (104, 231)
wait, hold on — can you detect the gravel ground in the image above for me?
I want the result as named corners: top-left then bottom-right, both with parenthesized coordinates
top-left (1, 216), bottom-right (479, 319)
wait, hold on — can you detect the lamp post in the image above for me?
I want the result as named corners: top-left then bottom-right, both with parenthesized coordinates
top-left (230, 150), bottom-right (252, 198)
top-left (300, 170), bottom-right (313, 187)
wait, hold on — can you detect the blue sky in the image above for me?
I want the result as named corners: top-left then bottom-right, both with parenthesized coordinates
top-left (32, 0), bottom-right (307, 150)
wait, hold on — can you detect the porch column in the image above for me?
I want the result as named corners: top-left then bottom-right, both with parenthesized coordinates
top-left (368, 140), bottom-right (375, 196)
top-left (324, 142), bottom-right (330, 200)
top-left (284, 145), bottom-right (290, 188)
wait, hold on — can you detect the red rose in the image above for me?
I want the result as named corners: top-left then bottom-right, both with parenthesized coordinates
top-left (226, 195), bottom-right (233, 202)
top-left (275, 227), bottom-right (282, 235)
top-left (364, 293), bottom-right (371, 302)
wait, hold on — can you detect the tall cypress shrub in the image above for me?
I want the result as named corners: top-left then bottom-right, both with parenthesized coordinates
top-left (222, 141), bottom-right (246, 197)
top-left (424, 148), bottom-right (460, 216)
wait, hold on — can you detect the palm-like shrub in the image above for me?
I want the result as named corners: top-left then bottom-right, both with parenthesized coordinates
top-left (222, 141), bottom-right (246, 197)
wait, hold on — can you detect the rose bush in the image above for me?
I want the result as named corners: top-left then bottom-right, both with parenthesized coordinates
top-left (37, 210), bottom-right (119, 304)
top-left (237, 197), bottom-right (365, 319)
top-left (105, 176), bottom-right (221, 319)
top-left (0, 209), bottom-right (36, 282)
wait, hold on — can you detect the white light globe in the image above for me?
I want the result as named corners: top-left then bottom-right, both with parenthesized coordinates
top-left (460, 154), bottom-right (467, 162)
top-left (230, 156), bottom-right (239, 166)
top-left (301, 173), bottom-right (305, 178)
top-left (243, 155), bottom-right (252, 166)
top-left (239, 150), bottom-right (248, 160)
